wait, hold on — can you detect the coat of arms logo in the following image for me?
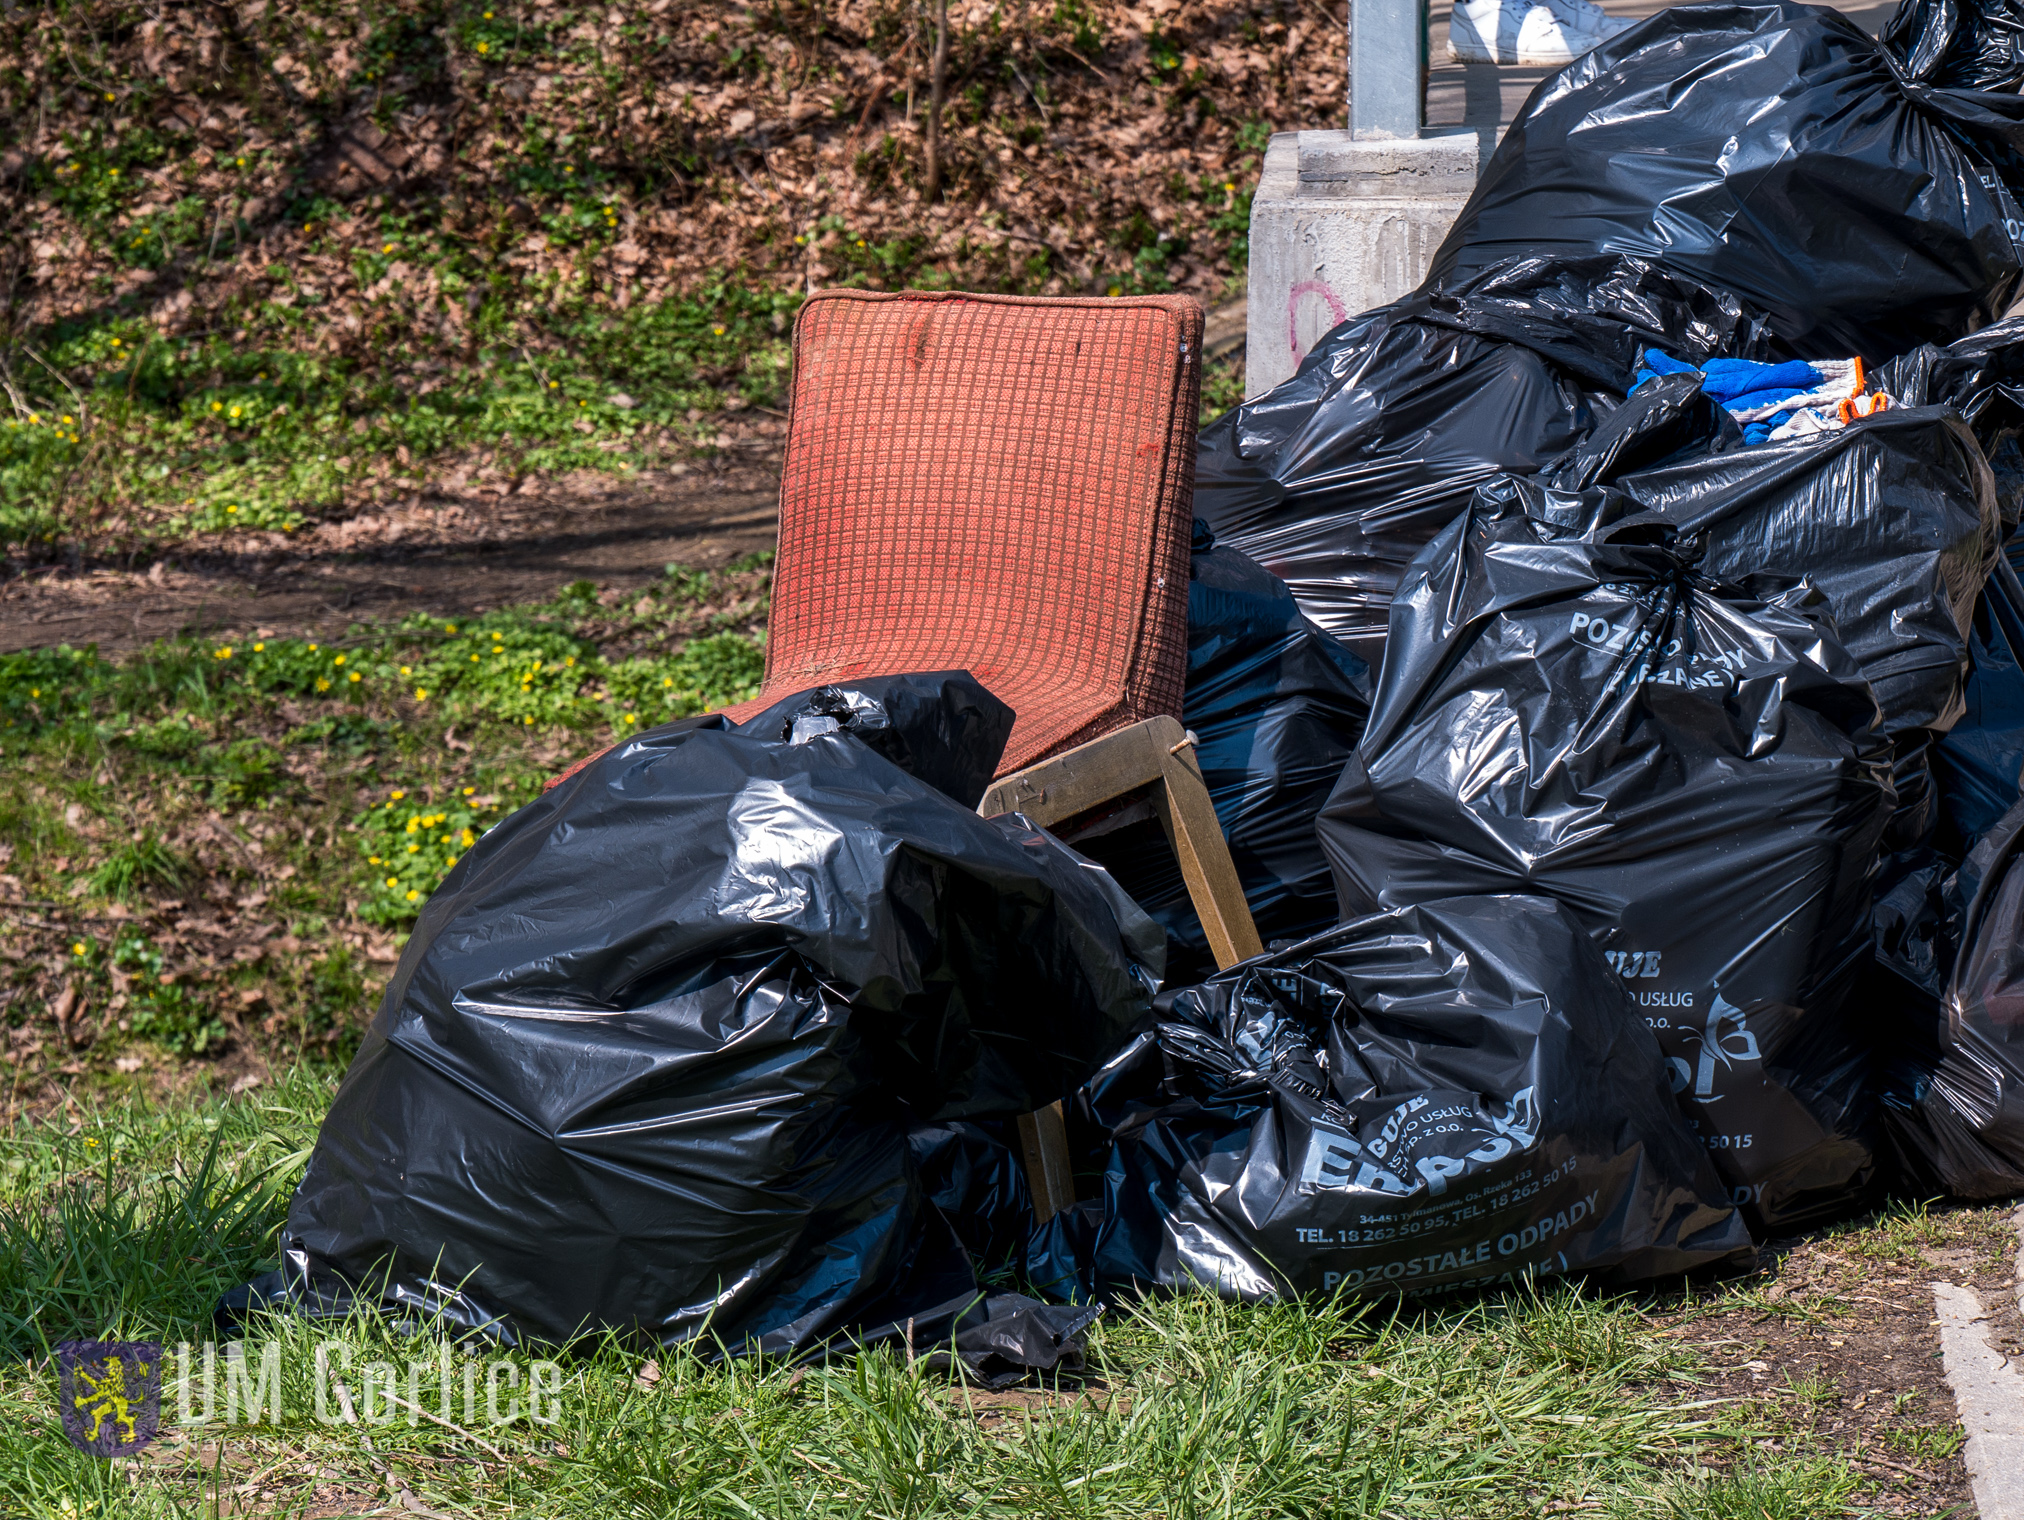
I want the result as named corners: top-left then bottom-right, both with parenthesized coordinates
top-left (58, 1339), bottom-right (163, 1457)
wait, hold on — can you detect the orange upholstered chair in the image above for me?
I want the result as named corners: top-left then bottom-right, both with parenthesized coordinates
top-left (718, 289), bottom-right (1203, 775)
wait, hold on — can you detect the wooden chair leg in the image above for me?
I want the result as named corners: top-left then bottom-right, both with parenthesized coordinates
top-left (982, 716), bottom-right (1266, 1223)
top-left (1151, 734), bottom-right (1266, 969)
top-left (1015, 1102), bottom-right (1077, 1223)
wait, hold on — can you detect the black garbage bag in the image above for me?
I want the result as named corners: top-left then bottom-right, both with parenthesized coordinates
top-left (1563, 376), bottom-right (2001, 848)
top-left (1194, 256), bottom-right (1773, 665)
top-left (1876, 797), bottom-right (2024, 1198)
top-left (1937, 553), bottom-right (2024, 851)
top-left (1065, 524), bottom-right (1370, 984)
top-left (1319, 487), bottom-right (1897, 1232)
top-left (243, 688), bottom-right (1162, 1364)
top-left (1426, 1), bottom-right (2024, 359)
top-left (1039, 896), bottom-right (1753, 1302)
top-left (1880, 315), bottom-right (2024, 530)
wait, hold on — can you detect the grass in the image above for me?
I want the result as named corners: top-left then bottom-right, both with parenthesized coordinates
top-left (0, 1071), bottom-right (1878, 1519)
top-left (0, 288), bottom-right (799, 559)
top-left (0, 555), bottom-right (771, 1070)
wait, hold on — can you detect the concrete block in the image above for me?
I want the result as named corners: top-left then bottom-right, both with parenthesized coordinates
top-left (1243, 128), bottom-right (1484, 399)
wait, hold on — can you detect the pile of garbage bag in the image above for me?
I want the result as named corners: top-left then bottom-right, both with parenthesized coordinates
top-left (231, 0), bottom-right (2024, 1368)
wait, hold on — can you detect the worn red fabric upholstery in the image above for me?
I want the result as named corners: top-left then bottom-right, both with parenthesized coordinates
top-left (719, 288), bottom-right (1204, 775)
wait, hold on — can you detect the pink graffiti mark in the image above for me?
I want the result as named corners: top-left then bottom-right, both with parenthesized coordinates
top-left (1287, 279), bottom-right (1349, 364)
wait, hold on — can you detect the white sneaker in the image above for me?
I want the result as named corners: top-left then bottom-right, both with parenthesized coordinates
top-left (1447, 0), bottom-right (1637, 65)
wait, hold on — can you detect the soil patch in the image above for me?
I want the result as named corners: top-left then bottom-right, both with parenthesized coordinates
top-left (0, 450), bottom-right (782, 657)
top-left (1646, 1200), bottom-right (2022, 1516)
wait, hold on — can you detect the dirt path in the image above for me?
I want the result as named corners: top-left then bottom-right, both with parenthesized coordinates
top-left (0, 451), bottom-right (783, 656)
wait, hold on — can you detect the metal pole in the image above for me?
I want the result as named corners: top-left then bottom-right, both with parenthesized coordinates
top-left (1347, 0), bottom-right (1426, 141)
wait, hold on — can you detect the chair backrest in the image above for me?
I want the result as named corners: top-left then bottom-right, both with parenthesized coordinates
top-left (722, 289), bottom-right (1205, 775)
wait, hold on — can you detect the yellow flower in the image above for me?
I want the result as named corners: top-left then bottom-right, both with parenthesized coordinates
top-left (461, 828), bottom-right (476, 846)
top-left (565, 656), bottom-right (575, 667)
top-left (447, 855), bottom-right (459, 868)
top-left (104, 92), bottom-right (114, 101)
top-left (624, 713), bottom-right (637, 724)
top-left (253, 642), bottom-right (264, 652)
top-left (29, 688), bottom-right (38, 698)
top-left (406, 818), bottom-right (420, 833)
top-left (369, 856), bottom-right (382, 865)
top-left (400, 665), bottom-right (411, 675)
top-left (229, 406), bottom-right (241, 418)
top-left (72, 941), bottom-right (86, 956)
top-left (476, 40), bottom-right (488, 51)
top-left (1224, 182), bottom-right (1235, 192)
top-left (237, 157), bottom-right (246, 167)
top-left (214, 646), bottom-right (232, 659)
top-left (391, 789), bottom-right (406, 799)
top-left (415, 688), bottom-right (429, 701)
top-left (663, 676), bottom-right (673, 687)
top-left (62, 415), bottom-right (72, 425)
top-left (470, 654), bottom-right (479, 662)
top-left (712, 325), bottom-right (726, 336)
top-left (462, 786), bottom-right (475, 795)
top-left (386, 876), bottom-right (399, 888)
top-left (309, 644), bottom-right (319, 652)
top-left (408, 843), bottom-right (420, 853)
top-left (315, 677), bottom-right (331, 691)
top-left (334, 653), bottom-right (346, 665)
top-left (383, 243), bottom-right (395, 253)
top-left (406, 889), bottom-right (420, 902)
top-left (348, 671), bottom-right (361, 683)
top-left (523, 715), bottom-right (534, 725)
top-left (445, 623), bottom-right (458, 632)
top-left (226, 504), bottom-right (237, 513)
top-left (211, 402), bottom-right (222, 412)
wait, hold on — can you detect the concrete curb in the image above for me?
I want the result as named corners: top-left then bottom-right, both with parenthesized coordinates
top-left (1932, 1206), bottom-right (2024, 1520)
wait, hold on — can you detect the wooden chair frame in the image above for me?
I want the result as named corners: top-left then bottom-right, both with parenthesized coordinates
top-left (978, 714), bottom-right (1264, 1223)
